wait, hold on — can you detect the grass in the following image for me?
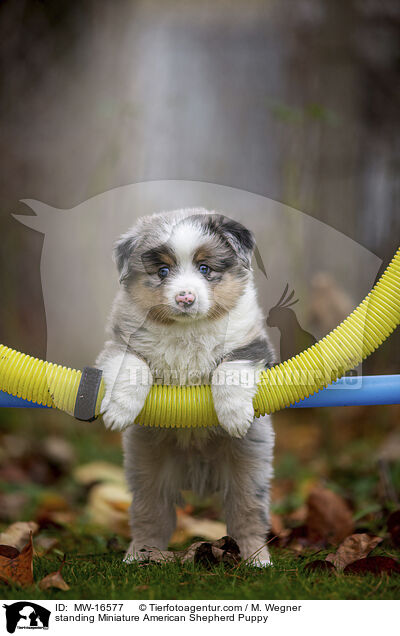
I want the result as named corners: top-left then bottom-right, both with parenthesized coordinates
top-left (0, 409), bottom-right (399, 601)
top-left (0, 529), bottom-right (399, 601)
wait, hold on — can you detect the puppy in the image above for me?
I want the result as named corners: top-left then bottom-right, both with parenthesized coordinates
top-left (97, 208), bottom-right (275, 565)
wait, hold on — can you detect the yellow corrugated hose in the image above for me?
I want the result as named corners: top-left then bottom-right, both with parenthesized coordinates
top-left (0, 246), bottom-right (399, 427)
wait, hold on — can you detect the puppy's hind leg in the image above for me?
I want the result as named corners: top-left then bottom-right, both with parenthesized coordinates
top-left (124, 493), bottom-right (177, 563)
top-left (223, 415), bottom-right (274, 567)
top-left (122, 427), bottom-right (180, 562)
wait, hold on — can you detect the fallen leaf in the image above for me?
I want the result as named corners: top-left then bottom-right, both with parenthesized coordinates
top-left (287, 505), bottom-right (307, 525)
top-left (281, 524), bottom-right (308, 551)
top-left (344, 556), bottom-right (400, 576)
top-left (171, 510), bottom-right (227, 544)
top-left (182, 536), bottom-right (240, 567)
top-left (128, 536), bottom-right (240, 569)
top-left (306, 487), bottom-right (354, 545)
top-left (0, 521), bottom-right (39, 552)
top-left (39, 562), bottom-right (70, 591)
top-left (0, 435), bottom-right (73, 485)
top-left (0, 533), bottom-right (33, 586)
top-left (213, 535), bottom-right (241, 557)
top-left (304, 560), bottom-right (336, 573)
top-left (270, 513), bottom-right (284, 537)
top-left (387, 510), bottom-right (400, 548)
top-left (87, 483), bottom-right (131, 536)
top-left (131, 546), bottom-right (176, 563)
top-left (73, 461), bottom-right (125, 486)
top-left (110, 500), bottom-right (131, 513)
top-left (326, 533), bottom-right (382, 570)
top-left (0, 546), bottom-right (19, 559)
top-left (42, 437), bottom-right (75, 472)
top-left (186, 543), bottom-right (226, 567)
top-left (36, 494), bottom-right (75, 528)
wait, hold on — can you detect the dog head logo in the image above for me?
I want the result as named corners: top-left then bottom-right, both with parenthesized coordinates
top-left (3, 602), bottom-right (50, 633)
top-left (13, 181), bottom-right (381, 369)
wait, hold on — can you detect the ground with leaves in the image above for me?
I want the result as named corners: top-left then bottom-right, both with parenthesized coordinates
top-left (0, 404), bottom-right (399, 600)
top-left (1, 533), bottom-right (399, 600)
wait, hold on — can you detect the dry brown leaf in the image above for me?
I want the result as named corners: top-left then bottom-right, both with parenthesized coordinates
top-left (306, 487), bottom-right (354, 545)
top-left (326, 533), bottom-right (382, 570)
top-left (287, 505), bottom-right (307, 525)
top-left (268, 513), bottom-right (291, 546)
top-left (270, 513), bottom-right (284, 537)
top-left (87, 482), bottom-right (131, 537)
top-left (195, 536), bottom-right (240, 567)
top-left (131, 536), bottom-right (240, 568)
top-left (171, 510), bottom-right (226, 544)
top-left (0, 533), bottom-right (33, 586)
top-left (42, 436), bottom-right (75, 470)
top-left (0, 521), bottom-right (39, 552)
top-left (74, 461), bottom-right (125, 486)
top-left (184, 543), bottom-right (228, 566)
top-left (283, 525), bottom-right (308, 552)
top-left (0, 546), bottom-right (19, 559)
top-left (36, 494), bottom-right (75, 528)
top-left (39, 566), bottom-right (70, 591)
top-left (132, 546), bottom-right (176, 563)
top-left (43, 511), bottom-right (76, 526)
top-left (344, 556), bottom-right (400, 576)
top-left (109, 499), bottom-right (131, 513)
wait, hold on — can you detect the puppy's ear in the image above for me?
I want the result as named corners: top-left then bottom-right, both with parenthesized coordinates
top-left (218, 216), bottom-right (255, 269)
top-left (113, 232), bottom-right (138, 284)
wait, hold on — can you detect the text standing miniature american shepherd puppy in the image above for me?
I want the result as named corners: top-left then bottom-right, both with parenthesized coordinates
top-left (97, 208), bottom-right (275, 565)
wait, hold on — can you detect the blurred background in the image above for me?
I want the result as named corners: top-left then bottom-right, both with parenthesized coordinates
top-left (0, 0), bottom-right (398, 551)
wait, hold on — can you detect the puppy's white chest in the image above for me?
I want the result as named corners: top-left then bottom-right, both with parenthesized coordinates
top-left (147, 329), bottom-right (223, 382)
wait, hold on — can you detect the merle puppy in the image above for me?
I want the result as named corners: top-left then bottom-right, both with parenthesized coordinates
top-left (97, 208), bottom-right (275, 565)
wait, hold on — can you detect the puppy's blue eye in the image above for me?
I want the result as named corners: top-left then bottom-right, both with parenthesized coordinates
top-left (199, 264), bottom-right (210, 276)
top-left (158, 266), bottom-right (170, 278)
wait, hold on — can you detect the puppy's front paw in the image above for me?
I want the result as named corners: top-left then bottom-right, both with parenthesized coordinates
top-left (211, 361), bottom-right (257, 437)
top-left (249, 557), bottom-right (273, 568)
top-left (102, 395), bottom-right (144, 432)
top-left (212, 390), bottom-right (254, 438)
top-left (211, 379), bottom-right (255, 439)
top-left (99, 352), bottom-right (152, 432)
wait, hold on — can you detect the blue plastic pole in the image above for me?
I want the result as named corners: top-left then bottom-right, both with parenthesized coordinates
top-left (288, 374), bottom-right (400, 408)
top-left (0, 393), bottom-right (51, 408)
top-left (0, 375), bottom-right (399, 411)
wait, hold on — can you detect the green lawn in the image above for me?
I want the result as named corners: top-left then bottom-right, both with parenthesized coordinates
top-left (1, 409), bottom-right (399, 601)
top-left (1, 532), bottom-right (399, 601)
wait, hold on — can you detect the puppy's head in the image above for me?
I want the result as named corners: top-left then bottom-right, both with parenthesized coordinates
top-left (114, 208), bottom-right (255, 324)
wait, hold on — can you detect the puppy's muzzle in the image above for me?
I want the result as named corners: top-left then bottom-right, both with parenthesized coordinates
top-left (175, 290), bottom-right (196, 307)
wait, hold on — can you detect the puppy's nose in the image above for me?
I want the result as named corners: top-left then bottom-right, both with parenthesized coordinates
top-left (175, 290), bottom-right (196, 306)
